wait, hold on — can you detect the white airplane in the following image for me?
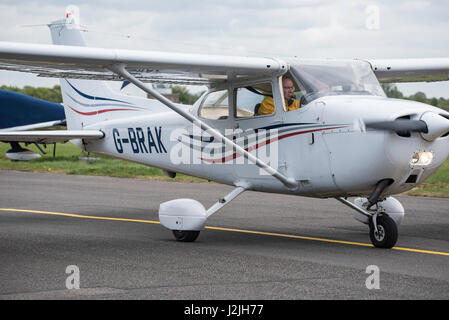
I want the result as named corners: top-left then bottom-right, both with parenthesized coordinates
top-left (0, 7), bottom-right (448, 248)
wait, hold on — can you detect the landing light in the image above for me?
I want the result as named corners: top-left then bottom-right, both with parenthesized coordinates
top-left (410, 152), bottom-right (433, 166)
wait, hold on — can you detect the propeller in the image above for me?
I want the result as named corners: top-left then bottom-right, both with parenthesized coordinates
top-left (364, 112), bottom-right (449, 141)
top-left (365, 119), bottom-right (428, 135)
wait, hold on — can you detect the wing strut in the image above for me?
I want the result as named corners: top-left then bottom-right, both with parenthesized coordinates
top-left (206, 186), bottom-right (247, 218)
top-left (109, 64), bottom-right (298, 190)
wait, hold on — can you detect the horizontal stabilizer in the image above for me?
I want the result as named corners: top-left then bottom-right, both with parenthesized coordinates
top-left (0, 130), bottom-right (104, 144)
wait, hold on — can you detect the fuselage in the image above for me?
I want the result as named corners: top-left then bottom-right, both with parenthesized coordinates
top-left (83, 93), bottom-right (449, 198)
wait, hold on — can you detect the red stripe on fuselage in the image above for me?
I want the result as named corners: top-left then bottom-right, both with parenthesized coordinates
top-left (68, 106), bottom-right (138, 115)
top-left (200, 126), bottom-right (347, 163)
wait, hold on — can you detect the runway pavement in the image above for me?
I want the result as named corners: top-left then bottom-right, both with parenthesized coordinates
top-left (0, 170), bottom-right (448, 300)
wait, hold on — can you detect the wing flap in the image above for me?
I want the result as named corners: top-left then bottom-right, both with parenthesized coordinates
top-left (0, 130), bottom-right (104, 144)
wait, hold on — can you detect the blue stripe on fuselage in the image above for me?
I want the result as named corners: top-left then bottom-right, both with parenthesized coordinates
top-left (65, 80), bottom-right (132, 105)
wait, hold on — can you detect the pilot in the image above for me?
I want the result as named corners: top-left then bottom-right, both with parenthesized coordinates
top-left (257, 77), bottom-right (300, 115)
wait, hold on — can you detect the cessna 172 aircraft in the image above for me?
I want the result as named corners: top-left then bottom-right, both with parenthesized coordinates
top-left (0, 7), bottom-right (448, 248)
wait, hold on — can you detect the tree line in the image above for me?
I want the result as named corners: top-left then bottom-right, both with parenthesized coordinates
top-left (0, 84), bottom-right (202, 105)
top-left (1, 83), bottom-right (448, 111)
top-left (381, 84), bottom-right (449, 111)
top-left (1, 85), bottom-right (62, 103)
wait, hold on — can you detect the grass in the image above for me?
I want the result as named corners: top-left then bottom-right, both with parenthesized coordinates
top-left (404, 159), bottom-right (449, 198)
top-left (0, 141), bottom-right (448, 197)
top-left (0, 142), bottom-right (206, 182)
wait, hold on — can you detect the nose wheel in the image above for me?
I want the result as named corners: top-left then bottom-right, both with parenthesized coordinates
top-left (369, 215), bottom-right (398, 248)
top-left (336, 197), bottom-right (401, 249)
top-left (172, 230), bottom-right (200, 242)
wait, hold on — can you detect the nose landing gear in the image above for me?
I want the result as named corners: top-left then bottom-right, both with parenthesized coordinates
top-left (336, 196), bottom-right (403, 249)
top-left (369, 214), bottom-right (398, 248)
top-left (337, 179), bottom-right (402, 249)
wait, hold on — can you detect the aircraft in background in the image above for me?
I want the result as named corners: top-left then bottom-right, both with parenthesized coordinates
top-left (0, 6), bottom-right (448, 248)
top-left (0, 88), bottom-right (65, 160)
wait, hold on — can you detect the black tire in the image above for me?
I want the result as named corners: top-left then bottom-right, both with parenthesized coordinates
top-left (369, 215), bottom-right (398, 249)
top-left (172, 230), bottom-right (200, 242)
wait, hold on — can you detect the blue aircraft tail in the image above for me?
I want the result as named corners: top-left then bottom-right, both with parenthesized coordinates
top-left (0, 89), bottom-right (65, 130)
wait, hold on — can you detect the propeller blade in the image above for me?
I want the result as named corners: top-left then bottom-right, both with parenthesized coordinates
top-left (365, 119), bottom-right (428, 134)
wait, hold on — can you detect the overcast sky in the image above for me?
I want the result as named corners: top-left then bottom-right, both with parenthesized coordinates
top-left (0, 0), bottom-right (448, 98)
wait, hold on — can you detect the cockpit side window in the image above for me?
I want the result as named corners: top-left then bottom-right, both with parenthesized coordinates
top-left (235, 82), bottom-right (274, 117)
top-left (198, 89), bottom-right (229, 120)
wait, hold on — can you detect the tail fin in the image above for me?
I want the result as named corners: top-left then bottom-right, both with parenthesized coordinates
top-left (48, 7), bottom-right (156, 130)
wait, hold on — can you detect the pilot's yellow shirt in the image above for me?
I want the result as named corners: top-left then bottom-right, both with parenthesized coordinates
top-left (258, 96), bottom-right (300, 115)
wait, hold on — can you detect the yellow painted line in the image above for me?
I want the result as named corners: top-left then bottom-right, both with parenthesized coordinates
top-left (0, 208), bottom-right (159, 225)
top-left (1, 208), bottom-right (448, 257)
top-left (205, 226), bottom-right (374, 247)
top-left (206, 226), bottom-right (449, 256)
top-left (391, 247), bottom-right (449, 256)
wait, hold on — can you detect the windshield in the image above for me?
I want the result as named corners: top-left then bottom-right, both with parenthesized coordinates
top-left (290, 60), bottom-right (385, 104)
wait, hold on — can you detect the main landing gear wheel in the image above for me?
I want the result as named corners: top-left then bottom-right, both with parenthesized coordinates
top-left (172, 230), bottom-right (200, 242)
top-left (369, 215), bottom-right (398, 249)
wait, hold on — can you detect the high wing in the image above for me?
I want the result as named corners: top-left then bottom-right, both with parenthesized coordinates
top-left (365, 58), bottom-right (449, 83)
top-left (0, 41), bottom-right (286, 87)
top-left (2, 41), bottom-right (448, 86)
top-left (0, 130), bottom-right (104, 144)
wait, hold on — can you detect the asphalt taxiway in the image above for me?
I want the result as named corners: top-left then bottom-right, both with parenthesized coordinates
top-left (0, 170), bottom-right (448, 299)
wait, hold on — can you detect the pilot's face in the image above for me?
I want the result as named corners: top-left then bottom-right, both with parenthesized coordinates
top-left (282, 79), bottom-right (295, 101)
